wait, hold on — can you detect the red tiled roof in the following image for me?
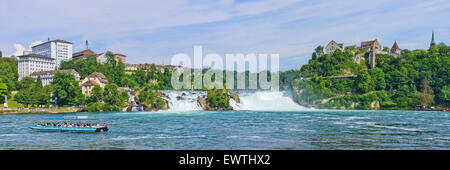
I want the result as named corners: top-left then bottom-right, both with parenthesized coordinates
top-left (73, 49), bottom-right (97, 59)
top-left (115, 53), bottom-right (127, 57)
top-left (87, 72), bottom-right (106, 78)
top-left (361, 39), bottom-right (378, 47)
top-left (81, 80), bottom-right (99, 86)
top-left (391, 42), bottom-right (400, 50)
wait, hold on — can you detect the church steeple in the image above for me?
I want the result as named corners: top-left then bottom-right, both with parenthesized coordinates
top-left (430, 31), bottom-right (436, 47)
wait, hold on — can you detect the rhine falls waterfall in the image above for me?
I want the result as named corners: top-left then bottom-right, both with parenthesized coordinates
top-left (231, 91), bottom-right (309, 111)
top-left (152, 90), bottom-right (310, 112)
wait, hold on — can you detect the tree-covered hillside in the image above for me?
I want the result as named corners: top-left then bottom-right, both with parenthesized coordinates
top-left (283, 43), bottom-right (449, 110)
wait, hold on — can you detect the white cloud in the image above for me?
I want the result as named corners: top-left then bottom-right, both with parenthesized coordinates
top-left (235, 0), bottom-right (301, 16)
top-left (13, 44), bottom-right (26, 56)
top-left (30, 41), bottom-right (43, 49)
top-left (219, 0), bottom-right (234, 6)
top-left (12, 40), bottom-right (43, 56)
top-left (1, 0), bottom-right (449, 69)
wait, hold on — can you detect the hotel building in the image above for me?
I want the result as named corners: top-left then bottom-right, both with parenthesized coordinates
top-left (29, 69), bottom-right (80, 86)
top-left (17, 54), bottom-right (55, 80)
top-left (31, 40), bottom-right (73, 69)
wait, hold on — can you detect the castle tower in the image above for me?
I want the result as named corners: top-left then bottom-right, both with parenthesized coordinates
top-left (430, 31), bottom-right (436, 48)
top-left (86, 40), bottom-right (89, 50)
top-left (369, 45), bottom-right (376, 68)
top-left (390, 41), bottom-right (401, 57)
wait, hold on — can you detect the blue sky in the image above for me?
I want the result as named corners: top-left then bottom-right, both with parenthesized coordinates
top-left (1, 0), bottom-right (449, 70)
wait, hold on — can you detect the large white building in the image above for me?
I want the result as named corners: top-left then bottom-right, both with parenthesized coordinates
top-left (96, 52), bottom-right (127, 64)
top-left (29, 69), bottom-right (80, 86)
top-left (325, 40), bottom-right (344, 54)
top-left (17, 54), bottom-right (56, 80)
top-left (32, 40), bottom-right (73, 69)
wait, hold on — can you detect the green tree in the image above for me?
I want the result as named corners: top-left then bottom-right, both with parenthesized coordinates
top-left (155, 97), bottom-right (166, 110)
top-left (86, 102), bottom-right (104, 112)
top-left (355, 70), bottom-right (374, 93)
top-left (10, 56), bottom-right (18, 68)
top-left (15, 84), bottom-right (37, 107)
top-left (207, 88), bottom-right (230, 109)
top-left (369, 68), bottom-right (386, 90)
top-left (315, 46), bottom-right (324, 55)
top-left (437, 85), bottom-right (450, 104)
top-left (52, 72), bottom-right (81, 107)
top-left (137, 88), bottom-right (168, 111)
top-left (312, 46), bottom-right (324, 60)
top-left (419, 78), bottom-right (434, 107)
top-left (98, 52), bottom-right (127, 86)
top-left (385, 69), bottom-right (408, 90)
top-left (0, 58), bottom-right (19, 92)
top-left (103, 83), bottom-right (125, 111)
top-left (120, 91), bottom-right (129, 102)
top-left (68, 85), bottom-right (85, 106)
top-left (37, 86), bottom-right (53, 107)
top-left (35, 75), bottom-right (43, 90)
top-left (0, 77), bottom-right (7, 100)
top-left (139, 88), bottom-right (157, 106)
top-left (89, 85), bottom-right (103, 103)
top-left (61, 59), bottom-right (76, 71)
top-left (132, 67), bottom-right (147, 87)
top-left (19, 77), bottom-right (35, 90)
top-left (61, 55), bottom-right (100, 79)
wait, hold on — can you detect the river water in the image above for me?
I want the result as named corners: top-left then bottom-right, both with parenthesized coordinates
top-left (0, 91), bottom-right (448, 150)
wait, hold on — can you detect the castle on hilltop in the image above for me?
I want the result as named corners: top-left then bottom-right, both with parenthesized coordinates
top-left (325, 39), bottom-right (401, 57)
top-left (324, 39), bottom-right (401, 68)
top-left (323, 31), bottom-right (437, 68)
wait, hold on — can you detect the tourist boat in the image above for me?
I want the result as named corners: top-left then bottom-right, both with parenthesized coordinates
top-left (29, 116), bottom-right (108, 133)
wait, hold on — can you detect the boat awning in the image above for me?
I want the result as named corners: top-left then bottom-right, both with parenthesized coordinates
top-left (44, 116), bottom-right (99, 120)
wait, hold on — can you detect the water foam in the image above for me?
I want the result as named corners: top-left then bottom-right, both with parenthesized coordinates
top-left (160, 91), bottom-right (205, 112)
top-left (157, 90), bottom-right (310, 112)
top-left (233, 91), bottom-right (311, 111)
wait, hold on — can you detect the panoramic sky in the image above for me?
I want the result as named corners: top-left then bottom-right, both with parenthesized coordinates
top-left (1, 0), bottom-right (449, 70)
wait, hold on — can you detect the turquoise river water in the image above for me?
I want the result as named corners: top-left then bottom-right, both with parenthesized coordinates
top-left (0, 110), bottom-right (449, 150)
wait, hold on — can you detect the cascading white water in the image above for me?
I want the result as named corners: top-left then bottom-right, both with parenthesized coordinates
top-left (233, 91), bottom-right (311, 111)
top-left (159, 91), bottom-right (205, 112)
top-left (158, 90), bottom-right (310, 112)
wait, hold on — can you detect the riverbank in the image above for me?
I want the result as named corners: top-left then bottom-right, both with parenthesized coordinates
top-left (0, 107), bottom-right (82, 115)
